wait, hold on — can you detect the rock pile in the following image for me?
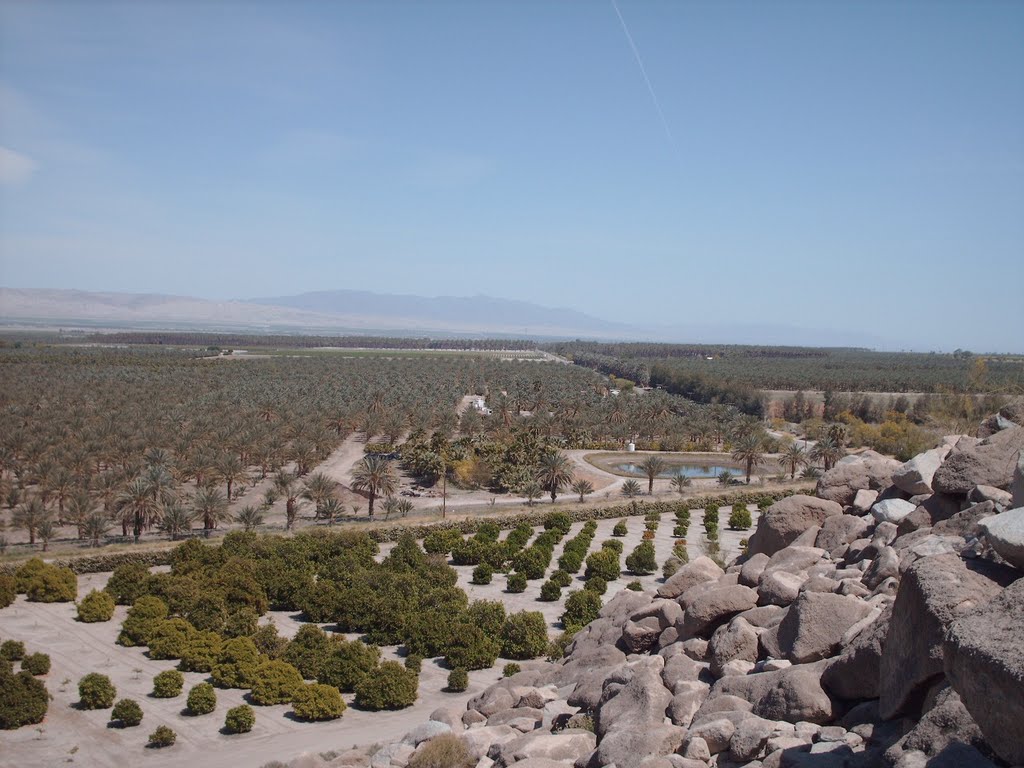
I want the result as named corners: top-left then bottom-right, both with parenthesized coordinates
top-left (285, 419), bottom-right (1024, 768)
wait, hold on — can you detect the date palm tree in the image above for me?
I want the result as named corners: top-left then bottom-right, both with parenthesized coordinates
top-left (639, 455), bottom-right (668, 495)
top-left (274, 471), bottom-right (303, 529)
top-left (301, 472), bottom-right (337, 518)
top-left (621, 479), bottom-right (642, 498)
top-left (116, 477), bottom-right (160, 543)
top-left (83, 512), bottom-right (111, 548)
top-left (731, 433), bottom-right (767, 484)
top-left (670, 472), bottom-right (692, 495)
top-left (160, 500), bottom-right (196, 540)
top-left (521, 481), bottom-right (543, 506)
top-left (236, 505), bottom-right (265, 532)
top-left (571, 478), bottom-right (594, 503)
top-left (350, 455), bottom-right (398, 517)
top-left (810, 435), bottom-right (844, 472)
top-left (318, 497), bottom-right (345, 526)
top-left (192, 487), bottom-right (230, 532)
top-left (37, 519), bottom-right (56, 551)
top-left (534, 452), bottom-right (574, 502)
top-left (13, 498), bottom-right (48, 546)
top-left (216, 454), bottom-right (249, 501)
top-left (780, 443), bottom-right (808, 480)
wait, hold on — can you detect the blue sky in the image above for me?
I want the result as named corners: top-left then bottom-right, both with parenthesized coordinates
top-left (1, 1), bottom-right (1022, 351)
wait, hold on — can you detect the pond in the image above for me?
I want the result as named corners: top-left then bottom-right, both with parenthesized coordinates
top-left (615, 463), bottom-right (739, 479)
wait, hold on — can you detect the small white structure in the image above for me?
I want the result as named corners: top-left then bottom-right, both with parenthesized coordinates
top-left (471, 397), bottom-right (492, 416)
top-left (626, 442), bottom-right (636, 452)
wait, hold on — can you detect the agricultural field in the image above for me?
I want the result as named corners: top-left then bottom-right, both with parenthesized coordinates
top-left (0, 500), bottom-right (764, 767)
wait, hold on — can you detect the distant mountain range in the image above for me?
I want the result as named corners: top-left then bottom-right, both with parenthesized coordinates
top-left (0, 286), bottom-right (889, 347)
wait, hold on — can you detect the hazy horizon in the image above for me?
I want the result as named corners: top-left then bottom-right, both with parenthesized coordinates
top-left (1, 1), bottom-right (1022, 351)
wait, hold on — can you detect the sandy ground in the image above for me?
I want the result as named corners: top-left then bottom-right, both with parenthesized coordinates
top-left (0, 506), bottom-right (757, 768)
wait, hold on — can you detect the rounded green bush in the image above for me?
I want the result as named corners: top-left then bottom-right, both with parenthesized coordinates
top-left (625, 541), bottom-right (657, 576)
top-left (502, 663), bottom-right (521, 678)
top-left (292, 682), bottom-right (346, 721)
top-left (0, 667), bottom-right (48, 729)
top-left (506, 572), bottom-right (527, 593)
top-left (317, 639), bottom-right (381, 692)
top-left (626, 580), bottom-right (643, 591)
top-left (354, 661), bottom-right (418, 710)
top-left (148, 618), bottom-right (196, 660)
top-left (602, 539), bottom-right (624, 554)
top-left (117, 596), bottom-right (168, 647)
top-left (249, 660), bottom-right (303, 705)
top-left (584, 576), bottom-right (608, 595)
top-left (152, 669), bottom-right (184, 698)
top-left (444, 624), bottom-right (499, 671)
top-left (728, 507), bottom-right (753, 530)
top-left (224, 704), bottom-right (255, 734)
top-left (26, 565), bottom-right (77, 603)
top-left (0, 640), bottom-right (25, 661)
top-left (543, 511), bottom-right (572, 535)
top-left (447, 667), bottom-right (468, 692)
top-left (179, 630), bottom-right (222, 673)
top-left (78, 673), bottom-right (116, 709)
top-left (0, 574), bottom-right (15, 609)
top-left (672, 524), bottom-right (688, 538)
top-left (186, 682), bottom-right (217, 715)
top-left (404, 654), bottom-right (422, 673)
top-left (147, 724), bottom-right (176, 748)
top-left (211, 636), bottom-right (260, 689)
top-left (77, 589), bottom-right (115, 623)
top-left (500, 611), bottom-right (548, 660)
top-left (471, 563), bottom-right (493, 585)
top-left (21, 653), bottom-right (50, 676)
top-left (562, 589), bottom-right (602, 633)
top-left (549, 570), bottom-right (572, 588)
top-left (584, 549), bottom-right (620, 582)
top-left (13, 558), bottom-right (47, 594)
top-left (110, 698), bottom-right (143, 727)
top-left (406, 733), bottom-right (474, 768)
top-left (105, 563), bottom-right (151, 605)
top-left (282, 624), bottom-right (334, 680)
top-left (612, 520), bottom-right (627, 537)
top-left (538, 580), bottom-right (561, 602)
top-left (662, 556), bottom-right (682, 579)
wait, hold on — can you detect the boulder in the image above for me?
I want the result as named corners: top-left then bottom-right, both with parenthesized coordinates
top-left (821, 603), bottom-right (891, 701)
top-left (871, 498), bottom-right (916, 525)
top-left (931, 501), bottom-right (996, 538)
top-left (862, 545), bottom-right (899, 589)
top-left (747, 496), bottom-right (843, 557)
top-left (851, 488), bottom-right (879, 514)
top-left (815, 515), bottom-right (871, 554)
top-left (667, 681), bottom-right (710, 727)
top-left (402, 720), bottom-right (452, 746)
top-left (739, 552), bottom-right (771, 587)
top-left (969, 484), bottom-right (1012, 508)
top-left (596, 657), bottom-right (671, 738)
top-left (594, 723), bottom-right (686, 768)
top-left (622, 616), bottom-right (665, 654)
top-left (728, 714), bottom-right (779, 762)
top-left (762, 546), bottom-right (827, 578)
top-left (758, 570), bottom-right (806, 607)
top-left (978, 507), bottom-right (1024, 571)
top-left (815, 453), bottom-right (902, 507)
top-left (932, 425), bottom-right (1024, 495)
top-left (898, 493), bottom-right (963, 535)
top-left (774, 592), bottom-right (874, 664)
top-left (708, 617), bottom-right (759, 677)
top-left (459, 725), bottom-right (520, 760)
top-left (657, 556), bottom-right (724, 599)
top-left (882, 686), bottom-right (986, 767)
top-left (681, 585), bottom-right (758, 639)
top-left (879, 554), bottom-right (1004, 719)
top-left (661, 651), bottom-right (706, 693)
top-left (489, 729), bottom-right (596, 767)
top-left (559, 646), bottom-right (628, 712)
top-left (713, 661), bottom-right (835, 724)
top-left (893, 447), bottom-right (949, 496)
top-left (687, 717), bottom-right (736, 754)
top-left (944, 576), bottom-right (1024, 765)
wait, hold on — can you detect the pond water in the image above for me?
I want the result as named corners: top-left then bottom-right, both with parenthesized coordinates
top-left (615, 463), bottom-right (738, 479)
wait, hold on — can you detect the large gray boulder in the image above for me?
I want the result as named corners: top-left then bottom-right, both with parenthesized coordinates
top-left (681, 585), bottom-right (758, 639)
top-left (932, 425), bottom-right (1024, 495)
top-left (822, 603), bottom-right (891, 701)
top-left (815, 452), bottom-right (902, 507)
top-left (871, 498), bottom-right (916, 524)
top-left (596, 656), bottom-right (671, 737)
top-left (708, 659), bottom-right (835, 724)
top-left (774, 592), bottom-right (874, 664)
top-left (747, 496), bottom-right (844, 557)
top-left (978, 507), bottom-right (1024, 571)
top-left (708, 617), bottom-right (760, 677)
top-left (594, 723), bottom-right (686, 768)
top-left (815, 515), bottom-right (871, 554)
top-left (892, 446), bottom-right (949, 495)
top-left (489, 729), bottom-right (596, 767)
top-left (657, 556), bottom-right (724, 599)
top-left (879, 554), bottom-right (1004, 719)
top-left (944, 576), bottom-right (1024, 765)
top-left (882, 687), bottom-right (988, 768)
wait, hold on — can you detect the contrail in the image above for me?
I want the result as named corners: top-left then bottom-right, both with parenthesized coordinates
top-left (610, 0), bottom-right (682, 165)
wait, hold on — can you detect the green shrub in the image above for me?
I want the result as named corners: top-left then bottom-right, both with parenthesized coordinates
top-left (179, 631), bottom-right (222, 673)
top-left (626, 580), bottom-right (643, 591)
top-left (250, 660), bottom-right (303, 705)
top-left (78, 673), bottom-right (116, 709)
top-left (546, 631), bottom-right (572, 661)
top-left (447, 667), bottom-right (469, 692)
top-left (444, 624), bottom-right (499, 671)
top-left (117, 596), bottom-right (168, 647)
top-left (77, 589), bottom-right (115, 622)
top-left (500, 611), bottom-right (548, 660)
top-left (0, 640), bottom-right (25, 661)
top-left (584, 576), bottom-right (608, 595)
top-left (110, 698), bottom-right (143, 727)
top-left (672, 524), bottom-right (688, 538)
top-left (662, 556), bottom-right (682, 579)
top-left (549, 570), bottom-right (572, 588)
top-left (224, 704), bottom-right (255, 734)
top-left (502, 663), bottom-right (521, 678)
top-left (423, 529), bottom-right (464, 556)
top-left (539, 580), bottom-right (561, 602)
top-left (728, 506), bottom-right (753, 530)
top-left (211, 637), bottom-right (261, 689)
top-left (602, 539), bottom-right (624, 554)
top-left (105, 563), bottom-right (150, 605)
top-left (404, 654), bottom-right (422, 673)
top-left (148, 725), bottom-right (176, 748)
top-left (252, 621), bottom-right (289, 660)
top-left (282, 624), bottom-right (335, 680)
top-left (506, 572), bottom-right (527, 593)
top-left (0, 574), bottom-right (15, 609)
top-left (644, 520), bottom-right (659, 531)
top-left (187, 682), bottom-right (217, 715)
top-left (625, 541), bottom-right (657, 575)
top-left (317, 639), bottom-right (381, 692)
top-left (354, 660), bottom-right (418, 710)
top-left (292, 682), bottom-right (346, 721)
top-left (0, 667), bottom-right (48, 728)
top-left (612, 520), bottom-right (627, 537)
top-left (471, 563), bottom-right (493, 585)
top-left (21, 653), bottom-right (50, 676)
top-left (584, 549), bottom-right (620, 582)
top-left (562, 589), bottom-right (602, 633)
top-left (544, 511), bottom-right (572, 535)
top-left (152, 669), bottom-right (184, 698)
top-left (672, 540), bottom-right (689, 564)
top-left (13, 558), bottom-right (47, 593)
top-left (148, 618), bottom-right (196, 660)
top-left (406, 733), bottom-right (474, 768)
top-left (223, 605), bottom-right (258, 638)
top-left (26, 565), bottom-right (77, 603)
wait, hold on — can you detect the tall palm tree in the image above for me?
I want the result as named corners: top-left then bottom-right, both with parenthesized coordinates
top-left (83, 512), bottom-right (111, 548)
top-left (192, 487), bottom-right (230, 532)
top-left (639, 455), bottom-right (668, 495)
top-left (731, 433), bottom-right (767, 483)
top-left (780, 443), bottom-right (808, 480)
top-left (274, 471), bottom-right (303, 529)
top-left (318, 497), bottom-right (345, 526)
top-left (236, 505), bottom-right (265, 532)
top-left (301, 472), bottom-right (337, 518)
top-left (160, 500), bottom-right (196, 540)
top-left (534, 452), bottom-right (574, 502)
top-left (216, 453), bottom-right (249, 501)
top-left (621, 479), bottom-right (642, 498)
top-left (116, 477), bottom-right (161, 543)
top-left (13, 498), bottom-right (50, 546)
top-left (670, 472), bottom-right (692, 495)
top-left (810, 435), bottom-right (844, 472)
top-left (571, 478), bottom-right (594, 503)
top-left (350, 455), bottom-right (398, 517)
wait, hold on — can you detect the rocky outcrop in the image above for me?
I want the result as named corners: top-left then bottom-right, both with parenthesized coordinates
top-left (773, 592), bottom-right (874, 664)
top-left (892, 446), bottom-right (950, 496)
top-left (747, 495), bottom-right (843, 557)
top-left (944, 576), bottom-right (1024, 765)
top-left (815, 452), bottom-right (901, 506)
top-left (979, 507), bottom-right (1024, 570)
top-left (932, 425), bottom-right (1024, 495)
top-left (656, 556), bottom-right (723, 599)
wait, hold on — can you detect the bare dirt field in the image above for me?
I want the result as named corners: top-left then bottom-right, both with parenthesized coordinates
top-left (0, 506), bottom-right (757, 768)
